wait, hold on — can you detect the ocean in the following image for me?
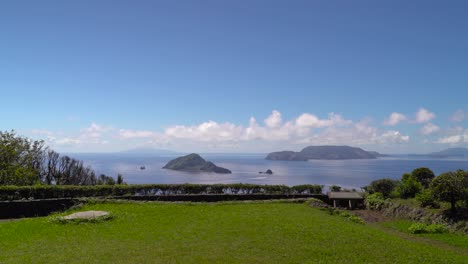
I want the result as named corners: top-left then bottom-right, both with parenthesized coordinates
top-left (71, 153), bottom-right (468, 190)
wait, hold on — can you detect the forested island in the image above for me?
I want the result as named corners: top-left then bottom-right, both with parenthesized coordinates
top-left (163, 153), bottom-right (232, 174)
top-left (266, 145), bottom-right (385, 161)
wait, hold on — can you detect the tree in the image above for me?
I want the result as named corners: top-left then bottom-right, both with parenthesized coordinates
top-left (0, 130), bottom-right (97, 186)
top-left (330, 185), bottom-right (341, 192)
top-left (0, 130), bottom-right (46, 185)
top-left (98, 174), bottom-right (116, 185)
top-left (430, 170), bottom-right (468, 212)
top-left (411, 167), bottom-right (435, 188)
top-left (367, 178), bottom-right (398, 198)
top-left (398, 175), bottom-right (422, 198)
top-left (117, 174), bottom-right (124, 184)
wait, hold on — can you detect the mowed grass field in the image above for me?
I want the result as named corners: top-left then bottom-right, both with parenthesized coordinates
top-left (0, 201), bottom-right (466, 263)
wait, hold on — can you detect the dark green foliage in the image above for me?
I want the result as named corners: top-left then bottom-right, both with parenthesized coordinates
top-left (430, 170), bottom-right (468, 212)
top-left (98, 174), bottom-right (116, 185)
top-left (163, 153), bottom-right (231, 173)
top-left (325, 208), bottom-right (365, 224)
top-left (398, 174), bottom-right (422, 199)
top-left (0, 183), bottom-right (324, 200)
top-left (365, 192), bottom-right (386, 210)
top-left (0, 131), bottom-right (46, 185)
top-left (290, 184), bottom-right (323, 194)
top-left (411, 167), bottom-right (435, 188)
top-left (0, 131), bottom-right (97, 186)
top-left (330, 185), bottom-right (341, 192)
top-left (416, 189), bottom-right (439, 208)
top-left (408, 223), bottom-right (447, 234)
top-left (367, 178), bottom-right (398, 198)
top-left (117, 174), bottom-right (124, 185)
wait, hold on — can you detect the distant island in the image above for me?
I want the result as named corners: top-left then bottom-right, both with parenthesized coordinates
top-left (266, 145), bottom-right (385, 161)
top-left (163, 153), bottom-right (232, 174)
top-left (424, 147), bottom-right (468, 158)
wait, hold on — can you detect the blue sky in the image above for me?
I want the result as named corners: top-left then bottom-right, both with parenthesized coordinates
top-left (0, 0), bottom-right (467, 153)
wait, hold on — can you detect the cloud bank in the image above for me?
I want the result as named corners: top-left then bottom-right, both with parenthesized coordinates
top-left (31, 110), bottom-right (415, 152)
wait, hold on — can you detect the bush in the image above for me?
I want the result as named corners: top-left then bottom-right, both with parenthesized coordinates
top-left (411, 167), bottom-right (435, 188)
top-left (416, 189), bottom-right (439, 208)
top-left (325, 208), bottom-right (365, 224)
top-left (408, 223), bottom-right (447, 234)
top-left (348, 215), bottom-right (365, 225)
top-left (291, 184), bottom-right (323, 194)
top-left (408, 223), bottom-right (427, 234)
top-left (425, 224), bottom-right (447, 233)
top-left (365, 192), bottom-right (386, 210)
top-left (367, 178), bottom-right (398, 198)
top-left (398, 175), bottom-right (422, 199)
top-left (0, 184), bottom-right (325, 200)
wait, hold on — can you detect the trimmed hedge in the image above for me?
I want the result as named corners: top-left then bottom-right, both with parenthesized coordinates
top-left (0, 184), bottom-right (323, 201)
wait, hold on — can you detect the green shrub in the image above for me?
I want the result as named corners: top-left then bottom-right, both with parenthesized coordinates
top-left (365, 192), bottom-right (386, 210)
top-left (408, 223), bottom-right (447, 234)
top-left (416, 189), bottom-right (439, 208)
top-left (290, 184), bottom-right (323, 194)
top-left (348, 215), bottom-right (365, 225)
top-left (366, 178), bottom-right (398, 198)
top-left (398, 175), bottom-right (422, 199)
top-left (0, 184), bottom-right (325, 200)
top-left (408, 223), bottom-right (427, 234)
top-left (425, 224), bottom-right (447, 234)
top-left (325, 208), bottom-right (365, 224)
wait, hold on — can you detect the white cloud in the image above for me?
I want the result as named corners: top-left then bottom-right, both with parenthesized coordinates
top-left (436, 135), bottom-right (464, 144)
top-left (383, 112), bottom-right (407, 126)
top-left (415, 108), bottom-right (436, 123)
top-left (34, 123), bottom-right (115, 149)
top-left (450, 109), bottom-right (465, 122)
top-left (165, 121), bottom-right (245, 142)
top-left (119, 129), bottom-right (158, 139)
top-left (161, 113), bottom-right (407, 150)
top-left (55, 137), bottom-right (81, 145)
top-left (380, 130), bottom-right (410, 143)
top-left (29, 111), bottom-right (414, 152)
top-left (436, 128), bottom-right (468, 144)
top-left (264, 110), bottom-right (282, 128)
top-left (420, 123), bottom-right (440, 135)
top-left (295, 113), bottom-right (351, 128)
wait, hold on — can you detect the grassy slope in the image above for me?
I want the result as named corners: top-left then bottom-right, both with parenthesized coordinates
top-left (0, 201), bottom-right (466, 264)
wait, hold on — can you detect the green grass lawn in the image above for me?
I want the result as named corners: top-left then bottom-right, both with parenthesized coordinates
top-left (0, 201), bottom-right (466, 263)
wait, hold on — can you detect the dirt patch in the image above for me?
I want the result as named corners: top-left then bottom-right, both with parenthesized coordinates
top-left (352, 209), bottom-right (391, 223)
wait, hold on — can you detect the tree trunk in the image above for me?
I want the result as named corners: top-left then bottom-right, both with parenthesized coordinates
top-left (450, 198), bottom-right (456, 213)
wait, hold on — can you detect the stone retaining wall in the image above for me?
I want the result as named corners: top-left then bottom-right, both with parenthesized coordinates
top-left (0, 198), bottom-right (77, 219)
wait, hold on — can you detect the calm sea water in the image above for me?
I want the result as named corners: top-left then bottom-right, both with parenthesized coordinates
top-left (71, 153), bottom-right (468, 190)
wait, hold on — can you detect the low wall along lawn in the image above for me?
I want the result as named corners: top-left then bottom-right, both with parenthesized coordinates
top-left (0, 184), bottom-right (327, 219)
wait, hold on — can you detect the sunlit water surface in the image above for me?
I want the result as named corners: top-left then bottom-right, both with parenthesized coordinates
top-left (72, 153), bottom-right (468, 189)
